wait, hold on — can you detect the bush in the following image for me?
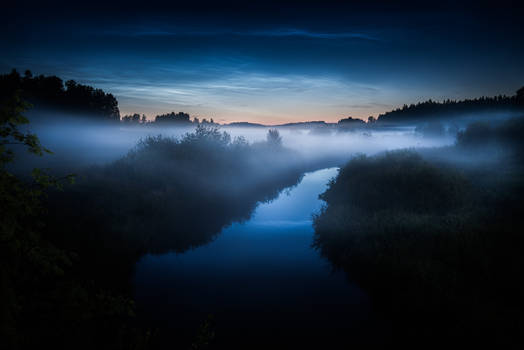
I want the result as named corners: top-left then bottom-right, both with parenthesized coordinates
top-left (313, 149), bottom-right (524, 346)
top-left (43, 126), bottom-right (306, 294)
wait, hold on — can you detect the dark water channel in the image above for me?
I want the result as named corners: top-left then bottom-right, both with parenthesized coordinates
top-left (133, 168), bottom-right (390, 348)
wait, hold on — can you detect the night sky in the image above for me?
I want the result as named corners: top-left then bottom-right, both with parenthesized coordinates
top-left (2, 1), bottom-right (523, 123)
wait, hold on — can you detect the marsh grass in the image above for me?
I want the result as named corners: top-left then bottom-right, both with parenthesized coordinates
top-left (313, 120), bottom-right (524, 345)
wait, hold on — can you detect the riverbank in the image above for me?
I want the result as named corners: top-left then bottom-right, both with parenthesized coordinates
top-left (313, 118), bottom-right (524, 346)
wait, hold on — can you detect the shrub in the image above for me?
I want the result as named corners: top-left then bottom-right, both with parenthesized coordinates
top-left (313, 148), bottom-right (524, 345)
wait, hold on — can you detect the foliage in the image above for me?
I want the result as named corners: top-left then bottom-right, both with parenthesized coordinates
top-left (376, 87), bottom-right (524, 124)
top-left (47, 126), bottom-right (303, 257)
top-left (336, 116), bottom-right (366, 131)
top-left (266, 128), bottom-right (282, 147)
top-left (0, 93), bottom-right (66, 348)
top-left (313, 136), bottom-right (524, 345)
top-left (456, 117), bottom-right (524, 148)
top-left (154, 111), bottom-right (192, 124)
top-left (0, 93), bottom-right (151, 350)
top-left (121, 113), bottom-right (147, 124)
top-left (1, 93), bottom-right (49, 160)
top-left (0, 69), bottom-right (120, 121)
top-left (191, 315), bottom-right (216, 350)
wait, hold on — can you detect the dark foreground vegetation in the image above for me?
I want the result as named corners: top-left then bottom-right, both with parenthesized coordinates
top-left (1, 92), bottom-right (307, 349)
top-left (314, 117), bottom-right (524, 346)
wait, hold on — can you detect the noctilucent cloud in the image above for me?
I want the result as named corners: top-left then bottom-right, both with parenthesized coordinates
top-left (2, 1), bottom-right (523, 123)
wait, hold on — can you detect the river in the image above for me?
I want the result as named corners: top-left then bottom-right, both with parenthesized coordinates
top-left (133, 167), bottom-right (390, 348)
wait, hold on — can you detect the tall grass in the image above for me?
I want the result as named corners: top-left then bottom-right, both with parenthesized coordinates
top-left (313, 119), bottom-right (524, 345)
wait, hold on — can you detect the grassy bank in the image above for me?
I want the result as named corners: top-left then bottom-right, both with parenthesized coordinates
top-left (313, 118), bottom-right (524, 346)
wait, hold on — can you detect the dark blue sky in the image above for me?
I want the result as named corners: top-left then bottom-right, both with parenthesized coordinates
top-left (2, 1), bottom-right (523, 123)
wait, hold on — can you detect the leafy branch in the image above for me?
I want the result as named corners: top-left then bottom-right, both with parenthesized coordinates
top-left (1, 91), bottom-right (75, 187)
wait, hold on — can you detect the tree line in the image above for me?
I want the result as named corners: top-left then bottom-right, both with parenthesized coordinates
top-left (0, 69), bottom-right (120, 121)
top-left (0, 69), bottom-right (220, 126)
top-left (376, 87), bottom-right (524, 123)
top-left (3, 69), bottom-right (522, 128)
top-left (121, 111), bottom-right (218, 125)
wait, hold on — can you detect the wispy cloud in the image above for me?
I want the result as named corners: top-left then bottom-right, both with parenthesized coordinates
top-left (244, 29), bottom-right (379, 41)
top-left (103, 70), bottom-right (388, 122)
top-left (106, 27), bottom-right (380, 41)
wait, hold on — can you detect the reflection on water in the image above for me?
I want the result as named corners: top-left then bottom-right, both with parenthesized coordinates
top-left (134, 168), bottom-right (388, 347)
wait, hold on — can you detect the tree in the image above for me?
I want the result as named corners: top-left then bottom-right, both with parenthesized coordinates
top-left (375, 91), bottom-right (522, 124)
top-left (517, 86), bottom-right (524, 106)
top-left (184, 124), bottom-right (231, 146)
top-left (1, 93), bottom-right (50, 162)
top-left (0, 70), bottom-right (121, 122)
top-left (266, 128), bottom-right (282, 147)
top-left (338, 117), bottom-right (365, 131)
top-left (122, 113), bottom-right (145, 124)
top-left (154, 111), bottom-right (191, 124)
top-left (1, 92), bottom-right (74, 348)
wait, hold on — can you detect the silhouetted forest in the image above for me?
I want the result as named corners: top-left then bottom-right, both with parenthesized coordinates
top-left (121, 111), bottom-right (218, 126)
top-left (0, 69), bottom-right (298, 128)
top-left (3, 69), bottom-right (522, 130)
top-left (154, 111), bottom-right (192, 124)
top-left (313, 116), bottom-right (524, 346)
top-left (376, 87), bottom-right (524, 124)
top-left (0, 70), bottom-right (120, 121)
top-left (336, 117), bottom-right (366, 131)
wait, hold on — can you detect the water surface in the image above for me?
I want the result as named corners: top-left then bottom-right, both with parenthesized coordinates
top-left (134, 167), bottom-right (387, 347)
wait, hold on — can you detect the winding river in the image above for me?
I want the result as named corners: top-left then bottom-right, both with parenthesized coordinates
top-left (133, 167), bottom-right (390, 347)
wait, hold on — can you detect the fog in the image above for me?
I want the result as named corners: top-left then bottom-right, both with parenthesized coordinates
top-left (16, 110), bottom-right (465, 174)
top-left (7, 107), bottom-right (524, 350)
